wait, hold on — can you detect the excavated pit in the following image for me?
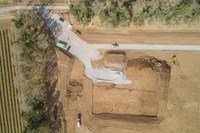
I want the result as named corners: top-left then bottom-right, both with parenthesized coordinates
top-left (92, 54), bottom-right (171, 117)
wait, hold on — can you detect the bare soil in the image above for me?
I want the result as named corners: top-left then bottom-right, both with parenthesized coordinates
top-left (55, 36), bottom-right (200, 133)
top-left (79, 51), bottom-right (200, 133)
top-left (46, 12), bottom-right (200, 133)
top-left (92, 54), bottom-right (170, 116)
top-left (80, 29), bottom-right (200, 45)
top-left (93, 86), bottom-right (158, 116)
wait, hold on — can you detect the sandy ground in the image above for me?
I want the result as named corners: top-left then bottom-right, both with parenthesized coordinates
top-left (54, 29), bottom-right (200, 133)
top-left (80, 29), bottom-right (200, 45)
top-left (45, 12), bottom-right (200, 133)
top-left (78, 51), bottom-right (200, 133)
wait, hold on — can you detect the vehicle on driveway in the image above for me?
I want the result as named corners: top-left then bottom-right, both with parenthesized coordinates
top-left (67, 24), bottom-right (72, 30)
top-left (56, 40), bottom-right (68, 49)
top-left (112, 43), bottom-right (119, 48)
top-left (77, 113), bottom-right (82, 128)
top-left (67, 46), bottom-right (71, 51)
top-left (59, 17), bottom-right (64, 22)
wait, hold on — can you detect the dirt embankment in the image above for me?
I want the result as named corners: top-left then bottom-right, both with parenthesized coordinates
top-left (47, 47), bottom-right (86, 133)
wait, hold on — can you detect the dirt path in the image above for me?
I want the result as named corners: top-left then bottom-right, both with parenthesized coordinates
top-left (79, 29), bottom-right (200, 45)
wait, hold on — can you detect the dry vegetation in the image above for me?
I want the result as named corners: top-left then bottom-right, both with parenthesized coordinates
top-left (11, 8), bottom-right (57, 132)
top-left (70, 0), bottom-right (200, 29)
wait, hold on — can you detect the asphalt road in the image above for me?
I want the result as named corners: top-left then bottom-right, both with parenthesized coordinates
top-left (0, 6), bottom-right (69, 14)
top-left (90, 44), bottom-right (200, 51)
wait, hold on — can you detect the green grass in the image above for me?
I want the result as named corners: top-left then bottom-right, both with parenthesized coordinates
top-left (136, 12), bottom-right (150, 25)
top-left (0, 28), bottom-right (23, 133)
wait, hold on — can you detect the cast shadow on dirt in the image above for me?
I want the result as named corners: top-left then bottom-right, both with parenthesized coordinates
top-left (95, 113), bottom-right (162, 124)
top-left (45, 46), bottom-right (66, 133)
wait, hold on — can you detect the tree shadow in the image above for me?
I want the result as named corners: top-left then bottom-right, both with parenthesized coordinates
top-left (36, 6), bottom-right (63, 41)
top-left (45, 47), bottom-right (64, 133)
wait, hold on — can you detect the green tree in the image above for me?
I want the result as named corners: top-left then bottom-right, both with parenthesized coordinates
top-left (22, 97), bottom-right (49, 133)
top-left (70, 1), bottom-right (94, 24)
top-left (99, 1), bottom-right (133, 27)
top-left (136, 12), bottom-right (150, 25)
top-left (12, 18), bottom-right (24, 29)
top-left (12, 6), bottom-right (51, 133)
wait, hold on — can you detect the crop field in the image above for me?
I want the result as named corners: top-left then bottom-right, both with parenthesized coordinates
top-left (0, 25), bottom-right (24, 133)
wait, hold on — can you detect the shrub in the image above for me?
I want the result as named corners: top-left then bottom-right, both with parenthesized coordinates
top-left (99, 1), bottom-right (133, 27)
top-left (22, 97), bottom-right (49, 133)
top-left (70, 1), bottom-right (94, 25)
top-left (136, 12), bottom-right (150, 25)
top-left (12, 18), bottom-right (24, 29)
top-left (134, 0), bottom-right (200, 26)
top-left (165, 4), bottom-right (200, 24)
top-left (13, 7), bottom-right (51, 133)
top-left (99, 9), bottom-right (109, 22)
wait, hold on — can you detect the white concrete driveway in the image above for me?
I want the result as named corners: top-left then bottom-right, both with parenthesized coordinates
top-left (37, 7), bottom-right (132, 84)
top-left (90, 44), bottom-right (200, 51)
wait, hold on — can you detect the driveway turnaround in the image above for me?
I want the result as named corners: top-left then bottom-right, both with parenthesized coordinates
top-left (37, 7), bottom-right (132, 84)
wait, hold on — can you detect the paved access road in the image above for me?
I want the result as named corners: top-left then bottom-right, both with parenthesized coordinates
top-left (0, 6), bottom-right (69, 14)
top-left (90, 44), bottom-right (200, 51)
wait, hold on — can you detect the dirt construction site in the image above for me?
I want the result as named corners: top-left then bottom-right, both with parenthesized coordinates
top-left (0, 10), bottom-right (199, 133)
top-left (47, 20), bottom-right (200, 133)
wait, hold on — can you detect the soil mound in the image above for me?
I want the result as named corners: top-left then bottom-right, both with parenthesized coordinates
top-left (104, 51), bottom-right (127, 69)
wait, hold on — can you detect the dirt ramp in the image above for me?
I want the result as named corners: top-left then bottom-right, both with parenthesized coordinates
top-left (104, 51), bottom-right (127, 69)
top-left (127, 56), bottom-right (170, 73)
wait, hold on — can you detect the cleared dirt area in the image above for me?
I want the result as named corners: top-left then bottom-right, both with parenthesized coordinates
top-left (54, 30), bottom-right (200, 133)
top-left (93, 86), bottom-right (158, 116)
top-left (82, 51), bottom-right (200, 133)
top-left (55, 47), bottom-right (200, 133)
top-left (80, 29), bottom-right (200, 45)
top-left (92, 53), bottom-right (170, 117)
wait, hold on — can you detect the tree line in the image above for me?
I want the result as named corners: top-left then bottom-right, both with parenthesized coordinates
top-left (12, 7), bottom-right (51, 133)
top-left (69, 0), bottom-right (200, 27)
